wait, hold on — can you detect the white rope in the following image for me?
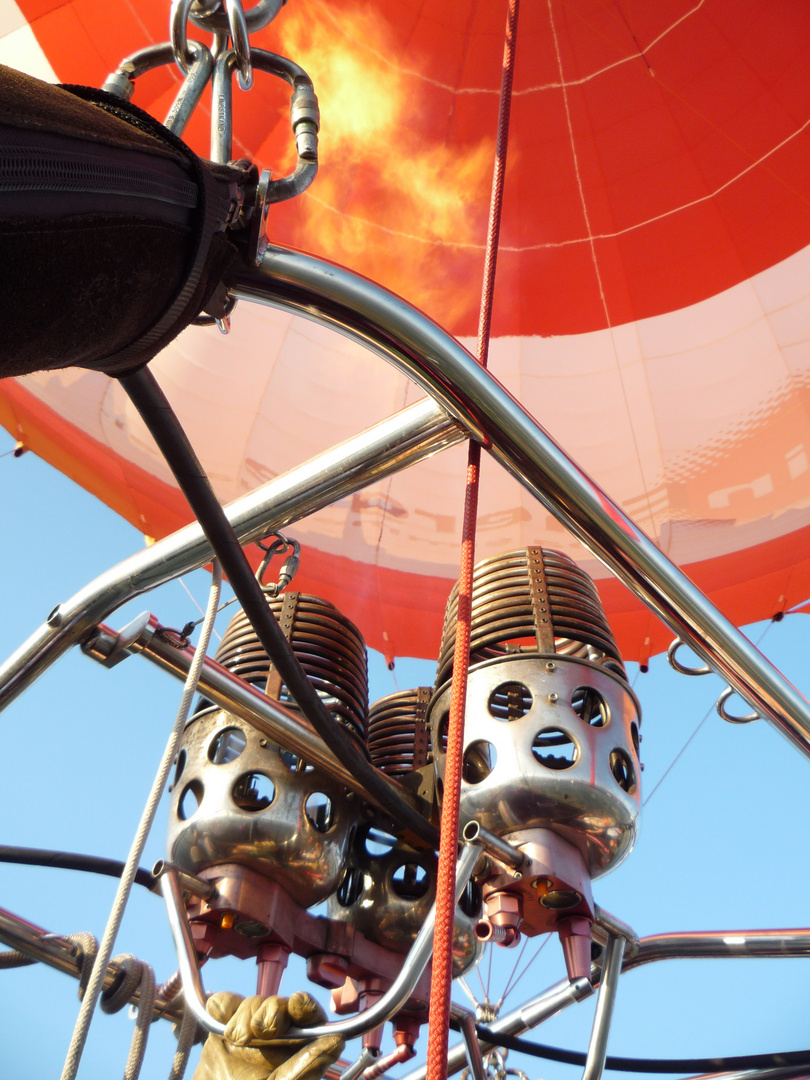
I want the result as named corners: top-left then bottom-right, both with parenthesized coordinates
top-left (60, 561), bottom-right (223, 1080)
top-left (167, 998), bottom-right (201, 1080)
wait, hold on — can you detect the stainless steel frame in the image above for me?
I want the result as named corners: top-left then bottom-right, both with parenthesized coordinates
top-left (230, 246), bottom-right (810, 758)
top-left (7, 904), bottom-right (800, 1068)
top-left (4, 244), bottom-right (810, 1062)
top-left (160, 841), bottom-right (482, 1038)
top-left (0, 396), bottom-right (460, 711)
top-left (0, 907), bottom-right (185, 1024)
top-left (4, 246), bottom-right (810, 747)
top-left (400, 927), bottom-right (810, 1080)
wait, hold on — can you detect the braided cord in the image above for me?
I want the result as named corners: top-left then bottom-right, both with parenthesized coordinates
top-left (425, 4), bottom-right (521, 1080)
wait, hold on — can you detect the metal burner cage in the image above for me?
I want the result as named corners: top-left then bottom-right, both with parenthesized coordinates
top-left (367, 687), bottom-right (433, 775)
top-left (166, 593), bottom-right (367, 906)
top-left (430, 547), bottom-right (641, 879)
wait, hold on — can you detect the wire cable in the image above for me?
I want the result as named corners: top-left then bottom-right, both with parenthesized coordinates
top-left (59, 560), bottom-right (222, 1080)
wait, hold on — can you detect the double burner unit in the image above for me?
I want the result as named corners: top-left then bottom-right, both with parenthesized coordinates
top-left (166, 546), bottom-right (641, 1044)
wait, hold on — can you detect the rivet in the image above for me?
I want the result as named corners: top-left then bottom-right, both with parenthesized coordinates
top-left (548, 692), bottom-right (558, 703)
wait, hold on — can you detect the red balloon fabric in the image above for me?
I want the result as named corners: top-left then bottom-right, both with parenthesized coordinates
top-left (2, 0), bottom-right (810, 663)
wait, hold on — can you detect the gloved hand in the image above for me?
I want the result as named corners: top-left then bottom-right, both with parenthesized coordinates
top-left (193, 991), bottom-right (345, 1080)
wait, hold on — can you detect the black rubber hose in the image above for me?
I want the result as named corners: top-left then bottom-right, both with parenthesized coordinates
top-left (475, 1026), bottom-right (810, 1074)
top-left (118, 367), bottom-right (438, 849)
top-left (0, 845), bottom-right (154, 890)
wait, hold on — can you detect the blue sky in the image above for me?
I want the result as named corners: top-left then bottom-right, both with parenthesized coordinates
top-left (2, 427), bottom-right (810, 1079)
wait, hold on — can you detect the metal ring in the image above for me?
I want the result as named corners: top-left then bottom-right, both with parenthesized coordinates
top-left (170, 0), bottom-right (197, 75)
top-left (716, 686), bottom-right (761, 724)
top-left (224, 0), bottom-right (253, 89)
top-left (667, 638), bottom-right (712, 676)
top-left (189, 0), bottom-right (284, 34)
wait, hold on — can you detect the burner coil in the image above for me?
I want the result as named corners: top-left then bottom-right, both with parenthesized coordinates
top-left (213, 592), bottom-right (368, 742)
top-left (435, 547), bottom-right (625, 688)
top-left (367, 688), bottom-right (432, 775)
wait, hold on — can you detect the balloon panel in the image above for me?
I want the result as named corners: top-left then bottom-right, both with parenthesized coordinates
top-left (2, 0), bottom-right (810, 662)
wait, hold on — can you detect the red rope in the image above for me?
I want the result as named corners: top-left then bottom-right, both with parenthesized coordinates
top-left (425, 4), bottom-right (521, 1080)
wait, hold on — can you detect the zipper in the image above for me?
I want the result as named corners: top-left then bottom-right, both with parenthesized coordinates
top-left (1, 146), bottom-right (198, 209)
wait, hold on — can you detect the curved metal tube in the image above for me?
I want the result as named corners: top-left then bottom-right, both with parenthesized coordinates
top-left (451, 1005), bottom-right (485, 1080)
top-left (582, 935), bottom-right (625, 1080)
top-left (0, 398), bottom-right (460, 713)
top-left (626, 928), bottom-right (810, 967)
top-left (162, 842), bottom-right (482, 1040)
top-left (402, 923), bottom-right (810, 1080)
top-left (0, 906), bottom-right (184, 1023)
top-left (229, 246), bottom-right (810, 760)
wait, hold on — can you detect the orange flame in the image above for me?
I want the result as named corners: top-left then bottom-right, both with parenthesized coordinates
top-left (270, 0), bottom-right (495, 332)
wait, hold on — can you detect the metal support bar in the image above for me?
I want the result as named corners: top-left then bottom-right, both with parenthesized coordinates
top-left (402, 921), bottom-right (810, 1080)
top-left (462, 821), bottom-right (524, 870)
top-left (625, 928), bottom-right (810, 968)
top-left (582, 935), bottom-right (625, 1080)
top-left (0, 398), bottom-right (461, 713)
top-left (162, 842), bottom-right (481, 1040)
top-left (400, 977), bottom-right (594, 1080)
top-left (230, 247), bottom-right (810, 758)
top-left (451, 1004), bottom-right (486, 1080)
top-left (339, 1048), bottom-right (378, 1080)
top-left (0, 906), bottom-right (184, 1023)
top-left (84, 613), bottom-right (431, 822)
top-left (593, 907), bottom-right (639, 958)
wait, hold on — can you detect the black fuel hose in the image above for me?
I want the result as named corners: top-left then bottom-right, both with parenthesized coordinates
top-left (0, 845), bottom-right (154, 890)
top-left (475, 1025), bottom-right (810, 1074)
top-left (119, 367), bottom-right (438, 849)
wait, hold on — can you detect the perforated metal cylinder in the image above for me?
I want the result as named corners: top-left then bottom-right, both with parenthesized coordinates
top-left (329, 686), bottom-right (481, 976)
top-left (166, 594), bottom-right (365, 907)
top-left (430, 548), bottom-right (641, 878)
top-left (327, 824), bottom-right (482, 976)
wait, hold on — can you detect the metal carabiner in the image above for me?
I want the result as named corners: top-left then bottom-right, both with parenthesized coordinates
top-left (103, 40), bottom-right (214, 138)
top-left (255, 532), bottom-right (301, 596)
top-left (189, 0), bottom-right (284, 35)
top-left (210, 46), bottom-right (320, 168)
